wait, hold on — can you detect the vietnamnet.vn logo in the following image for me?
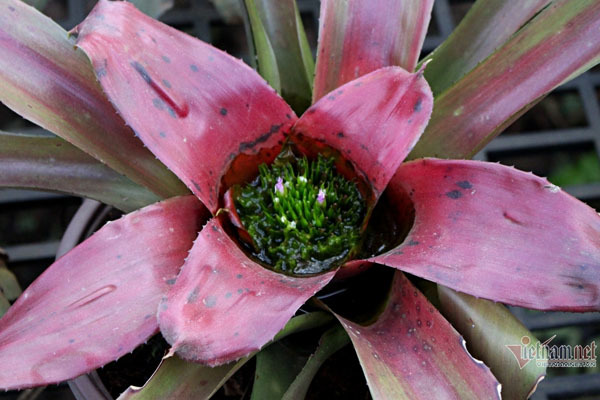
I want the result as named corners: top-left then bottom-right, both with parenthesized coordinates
top-left (506, 335), bottom-right (597, 369)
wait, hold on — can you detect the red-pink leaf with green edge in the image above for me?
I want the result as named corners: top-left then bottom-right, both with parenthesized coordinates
top-left (410, 0), bottom-right (600, 160)
top-left (293, 67), bottom-right (432, 201)
top-left (371, 159), bottom-right (600, 311)
top-left (313, 0), bottom-right (433, 102)
top-left (74, 0), bottom-right (297, 213)
top-left (0, 0), bottom-right (186, 199)
top-left (436, 286), bottom-right (546, 400)
top-left (0, 196), bottom-right (207, 390)
top-left (335, 271), bottom-right (501, 399)
top-left (423, 0), bottom-right (552, 95)
top-left (157, 218), bottom-right (335, 366)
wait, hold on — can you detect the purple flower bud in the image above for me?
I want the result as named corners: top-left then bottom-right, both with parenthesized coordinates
top-left (275, 176), bottom-right (284, 194)
top-left (317, 188), bottom-right (326, 204)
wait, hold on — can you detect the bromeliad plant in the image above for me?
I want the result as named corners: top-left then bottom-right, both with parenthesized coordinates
top-left (0, 0), bottom-right (600, 398)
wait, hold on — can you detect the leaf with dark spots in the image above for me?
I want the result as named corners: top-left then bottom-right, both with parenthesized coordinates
top-left (413, 97), bottom-right (422, 112)
top-left (153, 98), bottom-right (165, 110)
top-left (192, 181), bottom-right (202, 193)
top-left (203, 295), bottom-right (217, 308)
top-left (407, 240), bottom-right (419, 246)
top-left (446, 190), bottom-right (462, 199)
top-left (187, 287), bottom-right (199, 304)
top-left (238, 124), bottom-right (282, 152)
top-left (75, 0), bottom-right (296, 213)
top-left (371, 159), bottom-right (600, 311)
top-left (220, 107), bottom-right (228, 116)
top-left (333, 271), bottom-right (500, 399)
top-left (0, 0), bottom-right (186, 198)
top-left (456, 180), bottom-right (472, 189)
top-left (158, 219), bottom-right (335, 366)
top-left (96, 63), bottom-right (107, 77)
top-left (293, 67), bottom-right (432, 202)
top-left (131, 60), bottom-right (152, 83)
top-left (503, 212), bottom-right (524, 226)
top-left (0, 196), bottom-right (207, 390)
top-left (161, 55), bottom-right (170, 63)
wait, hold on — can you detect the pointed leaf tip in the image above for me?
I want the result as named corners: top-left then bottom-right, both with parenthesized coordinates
top-left (412, 0), bottom-right (600, 159)
top-left (0, 0), bottom-right (186, 198)
top-left (158, 219), bottom-right (335, 365)
top-left (423, 0), bottom-right (552, 96)
top-left (294, 67), bottom-right (433, 201)
top-left (75, 0), bottom-right (296, 213)
top-left (437, 287), bottom-right (546, 400)
top-left (313, 0), bottom-right (433, 102)
top-left (335, 271), bottom-right (501, 399)
top-left (373, 159), bottom-right (600, 311)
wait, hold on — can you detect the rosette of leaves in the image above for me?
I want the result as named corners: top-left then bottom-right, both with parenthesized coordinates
top-left (0, 0), bottom-right (599, 398)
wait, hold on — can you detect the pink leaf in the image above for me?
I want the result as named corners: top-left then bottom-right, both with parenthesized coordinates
top-left (158, 219), bottom-right (335, 366)
top-left (336, 271), bottom-right (501, 399)
top-left (0, 196), bottom-right (207, 390)
top-left (372, 159), bottom-right (600, 311)
top-left (0, 0), bottom-right (186, 198)
top-left (74, 0), bottom-right (297, 213)
top-left (293, 67), bottom-right (432, 201)
top-left (313, 0), bottom-right (433, 102)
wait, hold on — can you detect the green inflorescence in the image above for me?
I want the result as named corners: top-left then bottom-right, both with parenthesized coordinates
top-left (234, 153), bottom-right (365, 275)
